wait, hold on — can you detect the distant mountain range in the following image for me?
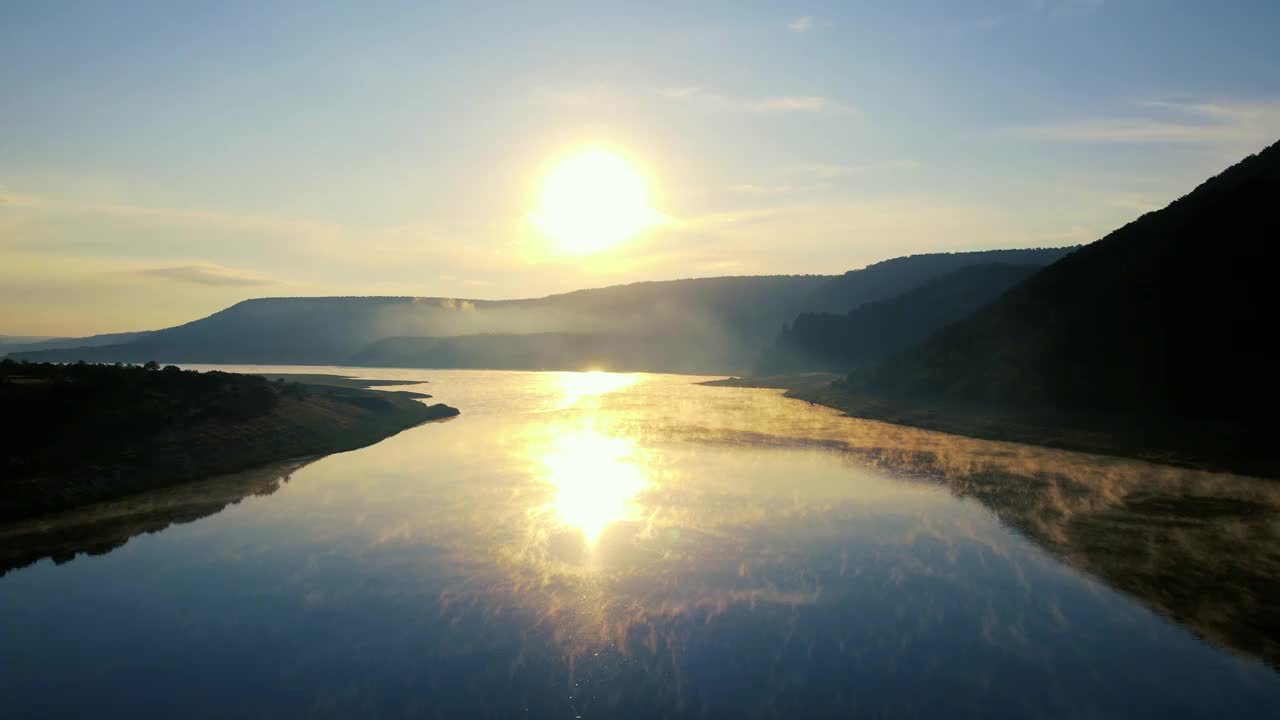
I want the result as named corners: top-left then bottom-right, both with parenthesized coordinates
top-left (797, 139), bottom-right (1280, 475)
top-left (0, 337), bottom-right (62, 356)
top-left (7, 249), bottom-right (1072, 374)
top-left (0, 331), bottom-right (155, 356)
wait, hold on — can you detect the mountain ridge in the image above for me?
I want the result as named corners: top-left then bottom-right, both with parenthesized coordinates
top-left (794, 138), bottom-right (1280, 475)
top-left (8, 249), bottom-right (1075, 374)
top-left (760, 262), bottom-right (1050, 374)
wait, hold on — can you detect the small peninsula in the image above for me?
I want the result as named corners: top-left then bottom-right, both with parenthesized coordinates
top-left (0, 361), bottom-right (458, 521)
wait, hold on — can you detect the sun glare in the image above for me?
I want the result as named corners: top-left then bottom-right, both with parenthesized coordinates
top-left (554, 369), bottom-right (638, 408)
top-left (540, 428), bottom-right (650, 545)
top-left (530, 148), bottom-right (663, 255)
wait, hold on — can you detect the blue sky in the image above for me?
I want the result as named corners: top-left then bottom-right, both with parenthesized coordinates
top-left (3, 0), bottom-right (1279, 334)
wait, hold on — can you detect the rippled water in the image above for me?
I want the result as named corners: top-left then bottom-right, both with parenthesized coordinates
top-left (2, 367), bottom-right (1278, 719)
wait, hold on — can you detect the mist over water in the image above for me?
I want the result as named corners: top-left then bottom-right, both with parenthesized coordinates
top-left (2, 368), bottom-right (1277, 718)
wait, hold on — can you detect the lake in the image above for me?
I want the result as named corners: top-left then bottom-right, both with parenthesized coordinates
top-left (2, 367), bottom-right (1278, 718)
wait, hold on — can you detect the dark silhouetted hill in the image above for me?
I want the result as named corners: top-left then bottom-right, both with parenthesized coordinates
top-left (798, 139), bottom-right (1280, 475)
top-left (761, 263), bottom-right (1046, 373)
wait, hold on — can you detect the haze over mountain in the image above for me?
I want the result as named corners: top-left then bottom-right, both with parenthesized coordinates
top-left (10, 278), bottom-right (828, 373)
top-left (799, 248), bottom-right (1072, 315)
top-left (10, 249), bottom-right (1071, 374)
top-left (761, 262), bottom-right (1051, 374)
top-left (0, 331), bottom-right (155, 354)
top-left (802, 139), bottom-right (1280, 474)
top-left (0, 337), bottom-right (64, 356)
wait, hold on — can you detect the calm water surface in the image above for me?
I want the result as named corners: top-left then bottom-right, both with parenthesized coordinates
top-left (2, 367), bottom-right (1278, 718)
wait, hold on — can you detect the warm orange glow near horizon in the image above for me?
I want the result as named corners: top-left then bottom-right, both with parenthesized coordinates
top-left (529, 148), bottom-right (665, 255)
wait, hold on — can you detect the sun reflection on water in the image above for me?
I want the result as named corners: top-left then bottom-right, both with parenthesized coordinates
top-left (553, 370), bottom-right (639, 408)
top-left (530, 371), bottom-right (651, 544)
top-left (539, 428), bottom-right (650, 544)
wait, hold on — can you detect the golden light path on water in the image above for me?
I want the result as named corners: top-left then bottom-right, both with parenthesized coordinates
top-left (552, 370), bottom-right (638, 409)
top-left (540, 429), bottom-right (648, 545)
top-left (541, 371), bottom-right (648, 544)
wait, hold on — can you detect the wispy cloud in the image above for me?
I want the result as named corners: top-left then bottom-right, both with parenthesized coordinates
top-left (137, 264), bottom-right (272, 287)
top-left (1010, 99), bottom-right (1280, 151)
top-left (790, 160), bottom-right (921, 177)
top-left (753, 95), bottom-right (833, 113)
top-left (0, 189), bottom-right (517, 294)
top-left (787, 16), bottom-right (815, 32)
top-left (533, 83), bottom-right (849, 114)
top-left (656, 86), bottom-right (848, 114)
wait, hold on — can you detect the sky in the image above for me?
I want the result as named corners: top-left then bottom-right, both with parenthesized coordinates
top-left (2, 0), bottom-right (1279, 336)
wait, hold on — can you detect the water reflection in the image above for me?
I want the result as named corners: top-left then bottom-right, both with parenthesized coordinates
top-left (2, 367), bottom-right (1279, 718)
top-left (553, 369), bottom-right (639, 408)
top-left (537, 425), bottom-right (651, 544)
top-left (0, 460), bottom-right (306, 576)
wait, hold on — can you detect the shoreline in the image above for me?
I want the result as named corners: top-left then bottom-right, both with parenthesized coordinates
top-left (695, 372), bottom-right (839, 390)
top-left (703, 374), bottom-right (1278, 479)
top-left (0, 371), bottom-right (459, 522)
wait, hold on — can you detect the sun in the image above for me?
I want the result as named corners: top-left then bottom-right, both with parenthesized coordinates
top-left (530, 148), bottom-right (663, 255)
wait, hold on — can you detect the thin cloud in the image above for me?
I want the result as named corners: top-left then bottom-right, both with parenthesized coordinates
top-left (788, 16), bottom-right (815, 32)
top-left (753, 95), bottom-right (832, 113)
top-left (657, 86), bottom-right (849, 114)
top-left (790, 160), bottom-right (921, 177)
top-left (537, 84), bottom-right (850, 115)
top-left (138, 264), bottom-right (272, 287)
top-left (9, 189), bottom-right (523, 286)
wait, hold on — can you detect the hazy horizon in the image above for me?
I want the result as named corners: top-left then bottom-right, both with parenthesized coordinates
top-left (4, 1), bottom-right (1280, 336)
